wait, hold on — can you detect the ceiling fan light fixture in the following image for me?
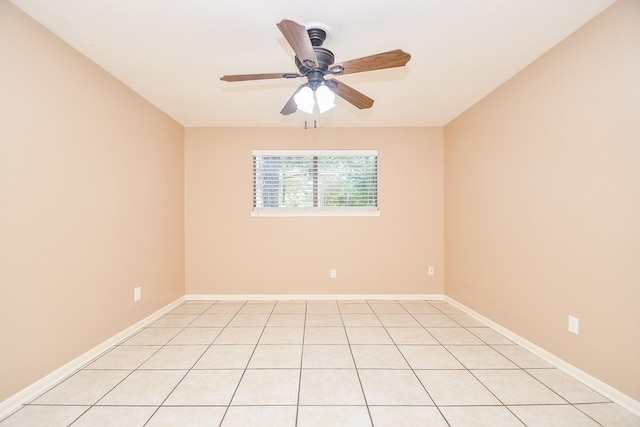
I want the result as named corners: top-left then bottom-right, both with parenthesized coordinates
top-left (316, 84), bottom-right (336, 113)
top-left (294, 86), bottom-right (315, 114)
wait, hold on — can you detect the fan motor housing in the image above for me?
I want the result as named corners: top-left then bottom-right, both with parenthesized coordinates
top-left (295, 47), bottom-right (335, 75)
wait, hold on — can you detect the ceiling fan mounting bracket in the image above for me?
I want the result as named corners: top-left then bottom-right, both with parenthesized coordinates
top-left (304, 22), bottom-right (332, 46)
top-left (306, 27), bottom-right (327, 47)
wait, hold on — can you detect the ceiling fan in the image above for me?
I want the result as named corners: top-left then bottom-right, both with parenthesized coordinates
top-left (220, 19), bottom-right (411, 115)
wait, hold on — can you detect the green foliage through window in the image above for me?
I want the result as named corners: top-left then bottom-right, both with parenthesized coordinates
top-left (253, 151), bottom-right (378, 210)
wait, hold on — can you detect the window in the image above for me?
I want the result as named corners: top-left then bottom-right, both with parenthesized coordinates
top-left (252, 150), bottom-right (379, 217)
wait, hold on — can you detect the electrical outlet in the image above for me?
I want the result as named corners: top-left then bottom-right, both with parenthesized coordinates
top-left (330, 269), bottom-right (337, 279)
top-left (568, 315), bottom-right (579, 334)
top-left (134, 286), bottom-right (142, 302)
top-left (428, 266), bottom-right (435, 276)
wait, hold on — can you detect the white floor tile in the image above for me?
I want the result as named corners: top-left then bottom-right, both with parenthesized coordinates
top-left (351, 345), bottom-right (409, 369)
top-left (221, 406), bottom-right (297, 427)
top-left (415, 369), bottom-right (501, 405)
top-left (98, 370), bottom-right (186, 405)
top-left (0, 405), bottom-right (88, 427)
top-left (10, 299), bottom-right (632, 427)
top-left (33, 370), bottom-right (131, 405)
top-left (139, 345), bottom-right (207, 369)
top-left (345, 326), bottom-right (393, 344)
top-left (247, 344), bottom-right (302, 368)
top-left (526, 368), bottom-right (608, 403)
top-left (440, 406), bottom-right (525, 426)
top-left (85, 346), bottom-right (160, 370)
top-left (358, 369), bottom-right (433, 405)
top-left (193, 344), bottom-right (255, 369)
top-left (472, 369), bottom-right (566, 405)
top-left (509, 404), bottom-right (601, 426)
top-left (303, 326), bottom-right (348, 344)
top-left (398, 345), bottom-right (464, 369)
top-left (146, 407), bottom-right (226, 427)
top-left (70, 406), bottom-right (156, 427)
top-left (445, 345), bottom-right (518, 369)
top-left (299, 369), bottom-right (365, 405)
top-left (385, 327), bottom-right (439, 345)
top-left (259, 326), bottom-right (304, 344)
top-left (231, 369), bottom-right (299, 405)
top-left (164, 370), bottom-right (243, 405)
top-left (369, 406), bottom-right (449, 427)
top-left (297, 406), bottom-right (371, 427)
top-left (302, 344), bottom-right (355, 368)
top-left (576, 403), bottom-right (640, 427)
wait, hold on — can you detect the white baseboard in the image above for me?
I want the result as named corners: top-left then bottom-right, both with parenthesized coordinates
top-left (444, 296), bottom-right (640, 417)
top-left (0, 296), bottom-right (185, 421)
top-left (185, 293), bottom-right (445, 301)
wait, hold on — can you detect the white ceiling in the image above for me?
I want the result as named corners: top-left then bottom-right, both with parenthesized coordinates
top-left (9, 0), bottom-right (616, 127)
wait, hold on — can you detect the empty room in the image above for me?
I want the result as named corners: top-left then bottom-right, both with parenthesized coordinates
top-left (1, 0), bottom-right (639, 425)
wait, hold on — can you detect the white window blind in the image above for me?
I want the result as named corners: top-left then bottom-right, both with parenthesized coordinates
top-left (252, 150), bottom-right (379, 216)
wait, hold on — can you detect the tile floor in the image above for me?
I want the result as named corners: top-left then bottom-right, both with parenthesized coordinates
top-left (2, 299), bottom-right (639, 426)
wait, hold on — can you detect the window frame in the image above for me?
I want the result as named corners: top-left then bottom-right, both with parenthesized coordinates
top-left (251, 149), bottom-right (380, 217)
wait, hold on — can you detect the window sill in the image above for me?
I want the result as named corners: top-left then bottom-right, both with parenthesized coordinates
top-left (251, 208), bottom-right (381, 217)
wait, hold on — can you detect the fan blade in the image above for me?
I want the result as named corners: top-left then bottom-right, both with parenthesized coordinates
top-left (335, 49), bottom-right (411, 75)
top-left (276, 20), bottom-right (318, 68)
top-left (280, 84), bottom-right (306, 115)
top-left (221, 72), bottom-right (297, 82)
top-left (330, 79), bottom-right (374, 110)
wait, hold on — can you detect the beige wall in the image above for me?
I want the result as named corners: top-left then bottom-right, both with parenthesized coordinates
top-left (185, 127), bottom-right (444, 296)
top-left (444, 0), bottom-right (640, 401)
top-left (0, 1), bottom-right (185, 401)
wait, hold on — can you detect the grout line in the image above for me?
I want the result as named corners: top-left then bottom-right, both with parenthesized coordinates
top-left (343, 301), bottom-right (375, 426)
top-left (215, 300), bottom-right (273, 427)
top-left (293, 301), bottom-right (307, 427)
top-left (425, 304), bottom-right (519, 422)
top-left (141, 300), bottom-right (218, 427)
top-left (371, 300), bottom-right (452, 427)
